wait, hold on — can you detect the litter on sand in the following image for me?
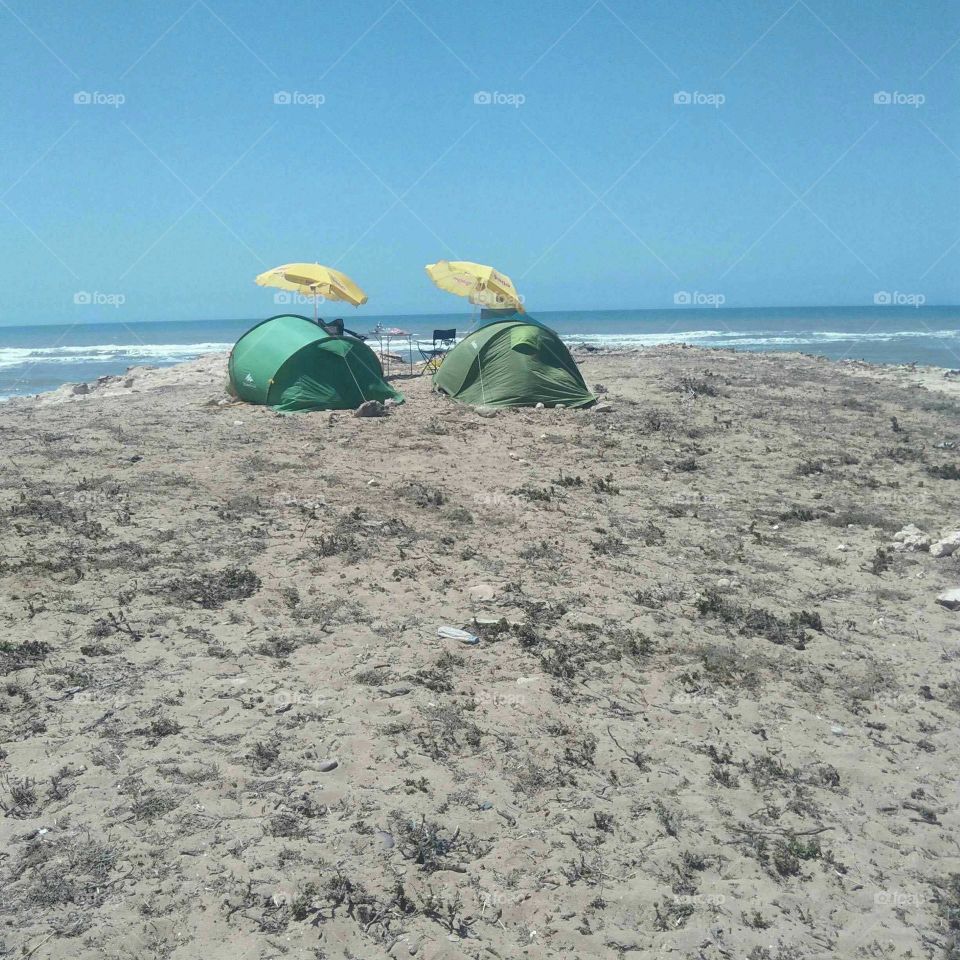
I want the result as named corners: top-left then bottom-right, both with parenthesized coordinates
top-left (437, 626), bottom-right (480, 645)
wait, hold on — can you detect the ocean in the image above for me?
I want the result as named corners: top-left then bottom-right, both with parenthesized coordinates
top-left (1, 306), bottom-right (958, 401)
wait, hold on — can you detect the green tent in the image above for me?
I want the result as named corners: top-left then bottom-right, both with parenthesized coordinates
top-left (228, 314), bottom-right (404, 412)
top-left (433, 314), bottom-right (595, 409)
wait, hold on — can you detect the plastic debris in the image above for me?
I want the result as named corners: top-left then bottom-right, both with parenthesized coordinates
top-left (438, 626), bottom-right (479, 645)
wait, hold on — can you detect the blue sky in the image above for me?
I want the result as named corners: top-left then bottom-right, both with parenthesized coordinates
top-left (0, 0), bottom-right (957, 324)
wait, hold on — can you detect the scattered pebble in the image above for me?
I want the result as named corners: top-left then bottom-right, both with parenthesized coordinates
top-left (468, 583), bottom-right (496, 602)
top-left (354, 400), bottom-right (387, 417)
top-left (374, 830), bottom-right (395, 849)
top-left (318, 760), bottom-right (338, 773)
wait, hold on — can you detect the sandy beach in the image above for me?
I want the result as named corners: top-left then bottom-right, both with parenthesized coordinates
top-left (1, 346), bottom-right (959, 960)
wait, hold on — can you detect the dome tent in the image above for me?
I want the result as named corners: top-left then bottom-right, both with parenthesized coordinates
top-left (228, 314), bottom-right (403, 412)
top-left (432, 313), bottom-right (595, 409)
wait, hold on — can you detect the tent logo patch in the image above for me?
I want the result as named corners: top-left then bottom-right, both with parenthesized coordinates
top-left (243, 373), bottom-right (255, 385)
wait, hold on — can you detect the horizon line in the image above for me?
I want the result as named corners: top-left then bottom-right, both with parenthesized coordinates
top-left (2, 301), bottom-right (958, 328)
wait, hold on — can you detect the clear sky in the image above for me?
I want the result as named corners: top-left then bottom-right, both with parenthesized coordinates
top-left (0, 0), bottom-right (957, 324)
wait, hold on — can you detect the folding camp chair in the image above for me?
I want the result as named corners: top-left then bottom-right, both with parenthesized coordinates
top-left (417, 328), bottom-right (456, 374)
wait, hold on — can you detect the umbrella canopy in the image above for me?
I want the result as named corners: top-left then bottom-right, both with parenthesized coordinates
top-left (256, 263), bottom-right (368, 320)
top-left (425, 260), bottom-right (524, 311)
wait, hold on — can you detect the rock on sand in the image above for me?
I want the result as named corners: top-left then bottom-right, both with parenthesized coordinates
top-left (936, 588), bottom-right (960, 611)
top-left (930, 531), bottom-right (960, 558)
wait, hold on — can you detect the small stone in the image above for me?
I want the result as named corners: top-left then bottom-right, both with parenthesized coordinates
top-left (936, 588), bottom-right (960, 611)
top-left (71, 383), bottom-right (89, 395)
top-left (837, 544), bottom-right (849, 552)
top-left (555, 403), bottom-right (565, 409)
top-left (594, 383), bottom-right (608, 394)
top-left (930, 531), bottom-right (960, 558)
top-left (475, 406), bottom-right (497, 418)
top-left (123, 378), bottom-right (134, 388)
top-left (592, 402), bottom-right (613, 413)
top-left (232, 420), bottom-right (244, 426)
top-left (354, 400), bottom-right (386, 417)
top-left (468, 583), bottom-right (496, 602)
top-left (535, 402), bottom-right (545, 409)
top-left (318, 759), bottom-right (338, 772)
top-left (367, 479), bottom-right (379, 487)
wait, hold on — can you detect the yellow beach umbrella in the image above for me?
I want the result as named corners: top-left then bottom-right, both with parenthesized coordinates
top-left (255, 262), bottom-right (368, 322)
top-left (424, 260), bottom-right (524, 312)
